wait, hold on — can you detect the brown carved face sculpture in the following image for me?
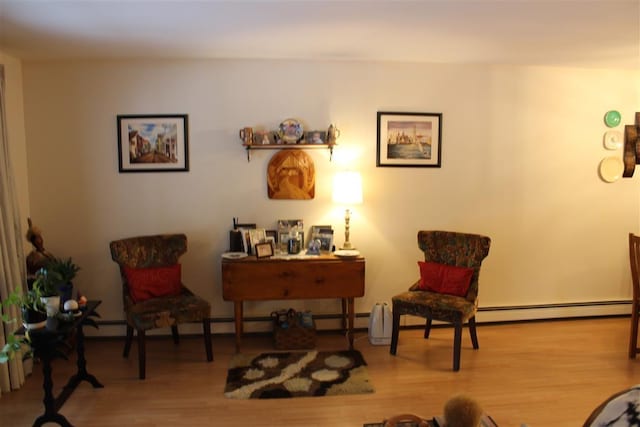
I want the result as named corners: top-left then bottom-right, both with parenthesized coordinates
top-left (267, 149), bottom-right (315, 200)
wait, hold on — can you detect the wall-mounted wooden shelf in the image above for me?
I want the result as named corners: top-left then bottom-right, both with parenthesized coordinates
top-left (242, 143), bottom-right (335, 162)
top-left (240, 121), bottom-right (339, 161)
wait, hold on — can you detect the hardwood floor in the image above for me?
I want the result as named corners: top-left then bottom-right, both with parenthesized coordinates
top-left (1, 317), bottom-right (638, 426)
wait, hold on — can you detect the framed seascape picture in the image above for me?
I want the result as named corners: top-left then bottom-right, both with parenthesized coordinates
top-left (376, 112), bottom-right (442, 168)
top-left (117, 114), bottom-right (189, 172)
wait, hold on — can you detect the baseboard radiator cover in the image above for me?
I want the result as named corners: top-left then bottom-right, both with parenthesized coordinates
top-left (85, 300), bottom-right (631, 337)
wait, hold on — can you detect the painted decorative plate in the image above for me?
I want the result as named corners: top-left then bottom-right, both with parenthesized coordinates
top-left (604, 110), bottom-right (621, 128)
top-left (278, 118), bottom-right (304, 144)
top-left (599, 156), bottom-right (624, 183)
top-left (222, 252), bottom-right (248, 259)
top-left (334, 249), bottom-right (361, 258)
top-left (603, 130), bottom-right (623, 150)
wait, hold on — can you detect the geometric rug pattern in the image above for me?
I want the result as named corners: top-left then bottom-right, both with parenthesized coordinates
top-left (224, 350), bottom-right (374, 399)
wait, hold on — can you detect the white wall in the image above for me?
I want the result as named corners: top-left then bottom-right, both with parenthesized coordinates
top-left (17, 59), bottom-right (640, 335)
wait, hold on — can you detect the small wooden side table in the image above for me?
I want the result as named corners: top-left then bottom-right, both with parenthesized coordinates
top-left (222, 254), bottom-right (365, 352)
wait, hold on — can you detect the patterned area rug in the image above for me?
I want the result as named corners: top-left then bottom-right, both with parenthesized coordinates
top-left (224, 349), bottom-right (374, 399)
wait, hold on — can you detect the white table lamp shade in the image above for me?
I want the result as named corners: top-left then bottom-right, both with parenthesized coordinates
top-left (332, 171), bottom-right (363, 204)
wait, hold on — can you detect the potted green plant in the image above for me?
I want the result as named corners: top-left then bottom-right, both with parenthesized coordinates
top-left (45, 257), bottom-right (80, 304)
top-left (32, 268), bottom-right (64, 317)
top-left (1, 287), bottom-right (47, 363)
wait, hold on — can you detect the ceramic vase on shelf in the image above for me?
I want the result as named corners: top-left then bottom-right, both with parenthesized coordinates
top-left (239, 127), bottom-right (253, 146)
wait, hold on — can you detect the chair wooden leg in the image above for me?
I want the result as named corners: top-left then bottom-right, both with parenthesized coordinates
top-left (630, 301), bottom-right (639, 359)
top-left (424, 317), bottom-right (433, 339)
top-left (123, 325), bottom-right (134, 357)
top-left (171, 325), bottom-right (179, 345)
top-left (390, 307), bottom-right (401, 355)
top-left (469, 316), bottom-right (479, 349)
top-left (137, 329), bottom-right (146, 380)
top-left (203, 319), bottom-right (213, 362)
top-left (453, 322), bottom-right (462, 371)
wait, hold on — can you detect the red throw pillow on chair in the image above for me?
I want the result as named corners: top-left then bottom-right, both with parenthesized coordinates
top-left (417, 261), bottom-right (474, 297)
top-left (124, 264), bottom-right (182, 303)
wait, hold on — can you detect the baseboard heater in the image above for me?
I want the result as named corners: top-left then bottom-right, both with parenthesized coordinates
top-left (89, 299), bottom-right (631, 337)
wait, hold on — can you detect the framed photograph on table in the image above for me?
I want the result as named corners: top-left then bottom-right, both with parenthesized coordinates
top-left (255, 242), bottom-right (274, 259)
top-left (376, 111), bottom-right (442, 168)
top-left (237, 228), bottom-right (253, 254)
top-left (117, 114), bottom-right (189, 172)
top-left (266, 229), bottom-right (278, 242)
top-left (278, 219), bottom-right (304, 252)
top-left (311, 225), bottom-right (333, 252)
top-left (248, 228), bottom-right (267, 251)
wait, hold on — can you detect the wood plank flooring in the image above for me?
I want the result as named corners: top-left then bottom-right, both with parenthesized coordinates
top-left (1, 317), bottom-right (638, 426)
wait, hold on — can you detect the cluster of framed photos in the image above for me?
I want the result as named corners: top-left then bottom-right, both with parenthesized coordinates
top-left (230, 218), bottom-right (334, 258)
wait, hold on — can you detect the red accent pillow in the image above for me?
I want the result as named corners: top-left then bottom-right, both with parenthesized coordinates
top-left (124, 264), bottom-right (182, 303)
top-left (417, 261), bottom-right (474, 297)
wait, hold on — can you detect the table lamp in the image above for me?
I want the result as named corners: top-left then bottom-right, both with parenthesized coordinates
top-left (332, 171), bottom-right (363, 250)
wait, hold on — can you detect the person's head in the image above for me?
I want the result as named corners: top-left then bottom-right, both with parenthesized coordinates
top-left (443, 394), bottom-right (483, 427)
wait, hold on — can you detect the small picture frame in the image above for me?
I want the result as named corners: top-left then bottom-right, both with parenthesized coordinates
top-left (278, 219), bottom-right (304, 252)
top-left (237, 227), bottom-right (253, 254)
top-left (304, 131), bottom-right (327, 144)
top-left (255, 242), bottom-right (274, 259)
top-left (253, 131), bottom-right (276, 145)
top-left (265, 236), bottom-right (277, 252)
top-left (248, 228), bottom-right (267, 251)
top-left (306, 238), bottom-right (321, 255)
top-left (311, 225), bottom-right (334, 252)
top-left (318, 230), bottom-right (334, 252)
top-left (266, 229), bottom-right (278, 243)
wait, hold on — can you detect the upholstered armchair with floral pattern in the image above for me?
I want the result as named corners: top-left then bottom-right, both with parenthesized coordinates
top-left (109, 233), bottom-right (213, 379)
top-left (390, 230), bottom-right (491, 371)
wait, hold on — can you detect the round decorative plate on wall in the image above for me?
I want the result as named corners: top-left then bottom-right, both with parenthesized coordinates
top-left (599, 156), bottom-right (624, 182)
top-left (277, 118), bottom-right (304, 144)
top-left (603, 130), bottom-right (623, 150)
top-left (604, 110), bottom-right (622, 128)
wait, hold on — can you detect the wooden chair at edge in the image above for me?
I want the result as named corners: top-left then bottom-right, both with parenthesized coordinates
top-left (628, 233), bottom-right (640, 359)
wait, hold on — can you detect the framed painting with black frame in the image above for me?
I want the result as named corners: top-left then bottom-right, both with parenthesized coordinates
top-left (376, 111), bottom-right (442, 168)
top-left (117, 114), bottom-right (189, 172)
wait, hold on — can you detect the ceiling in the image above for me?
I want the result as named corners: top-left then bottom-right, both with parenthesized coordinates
top-left (0, 0), bottom-right (639, 68)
